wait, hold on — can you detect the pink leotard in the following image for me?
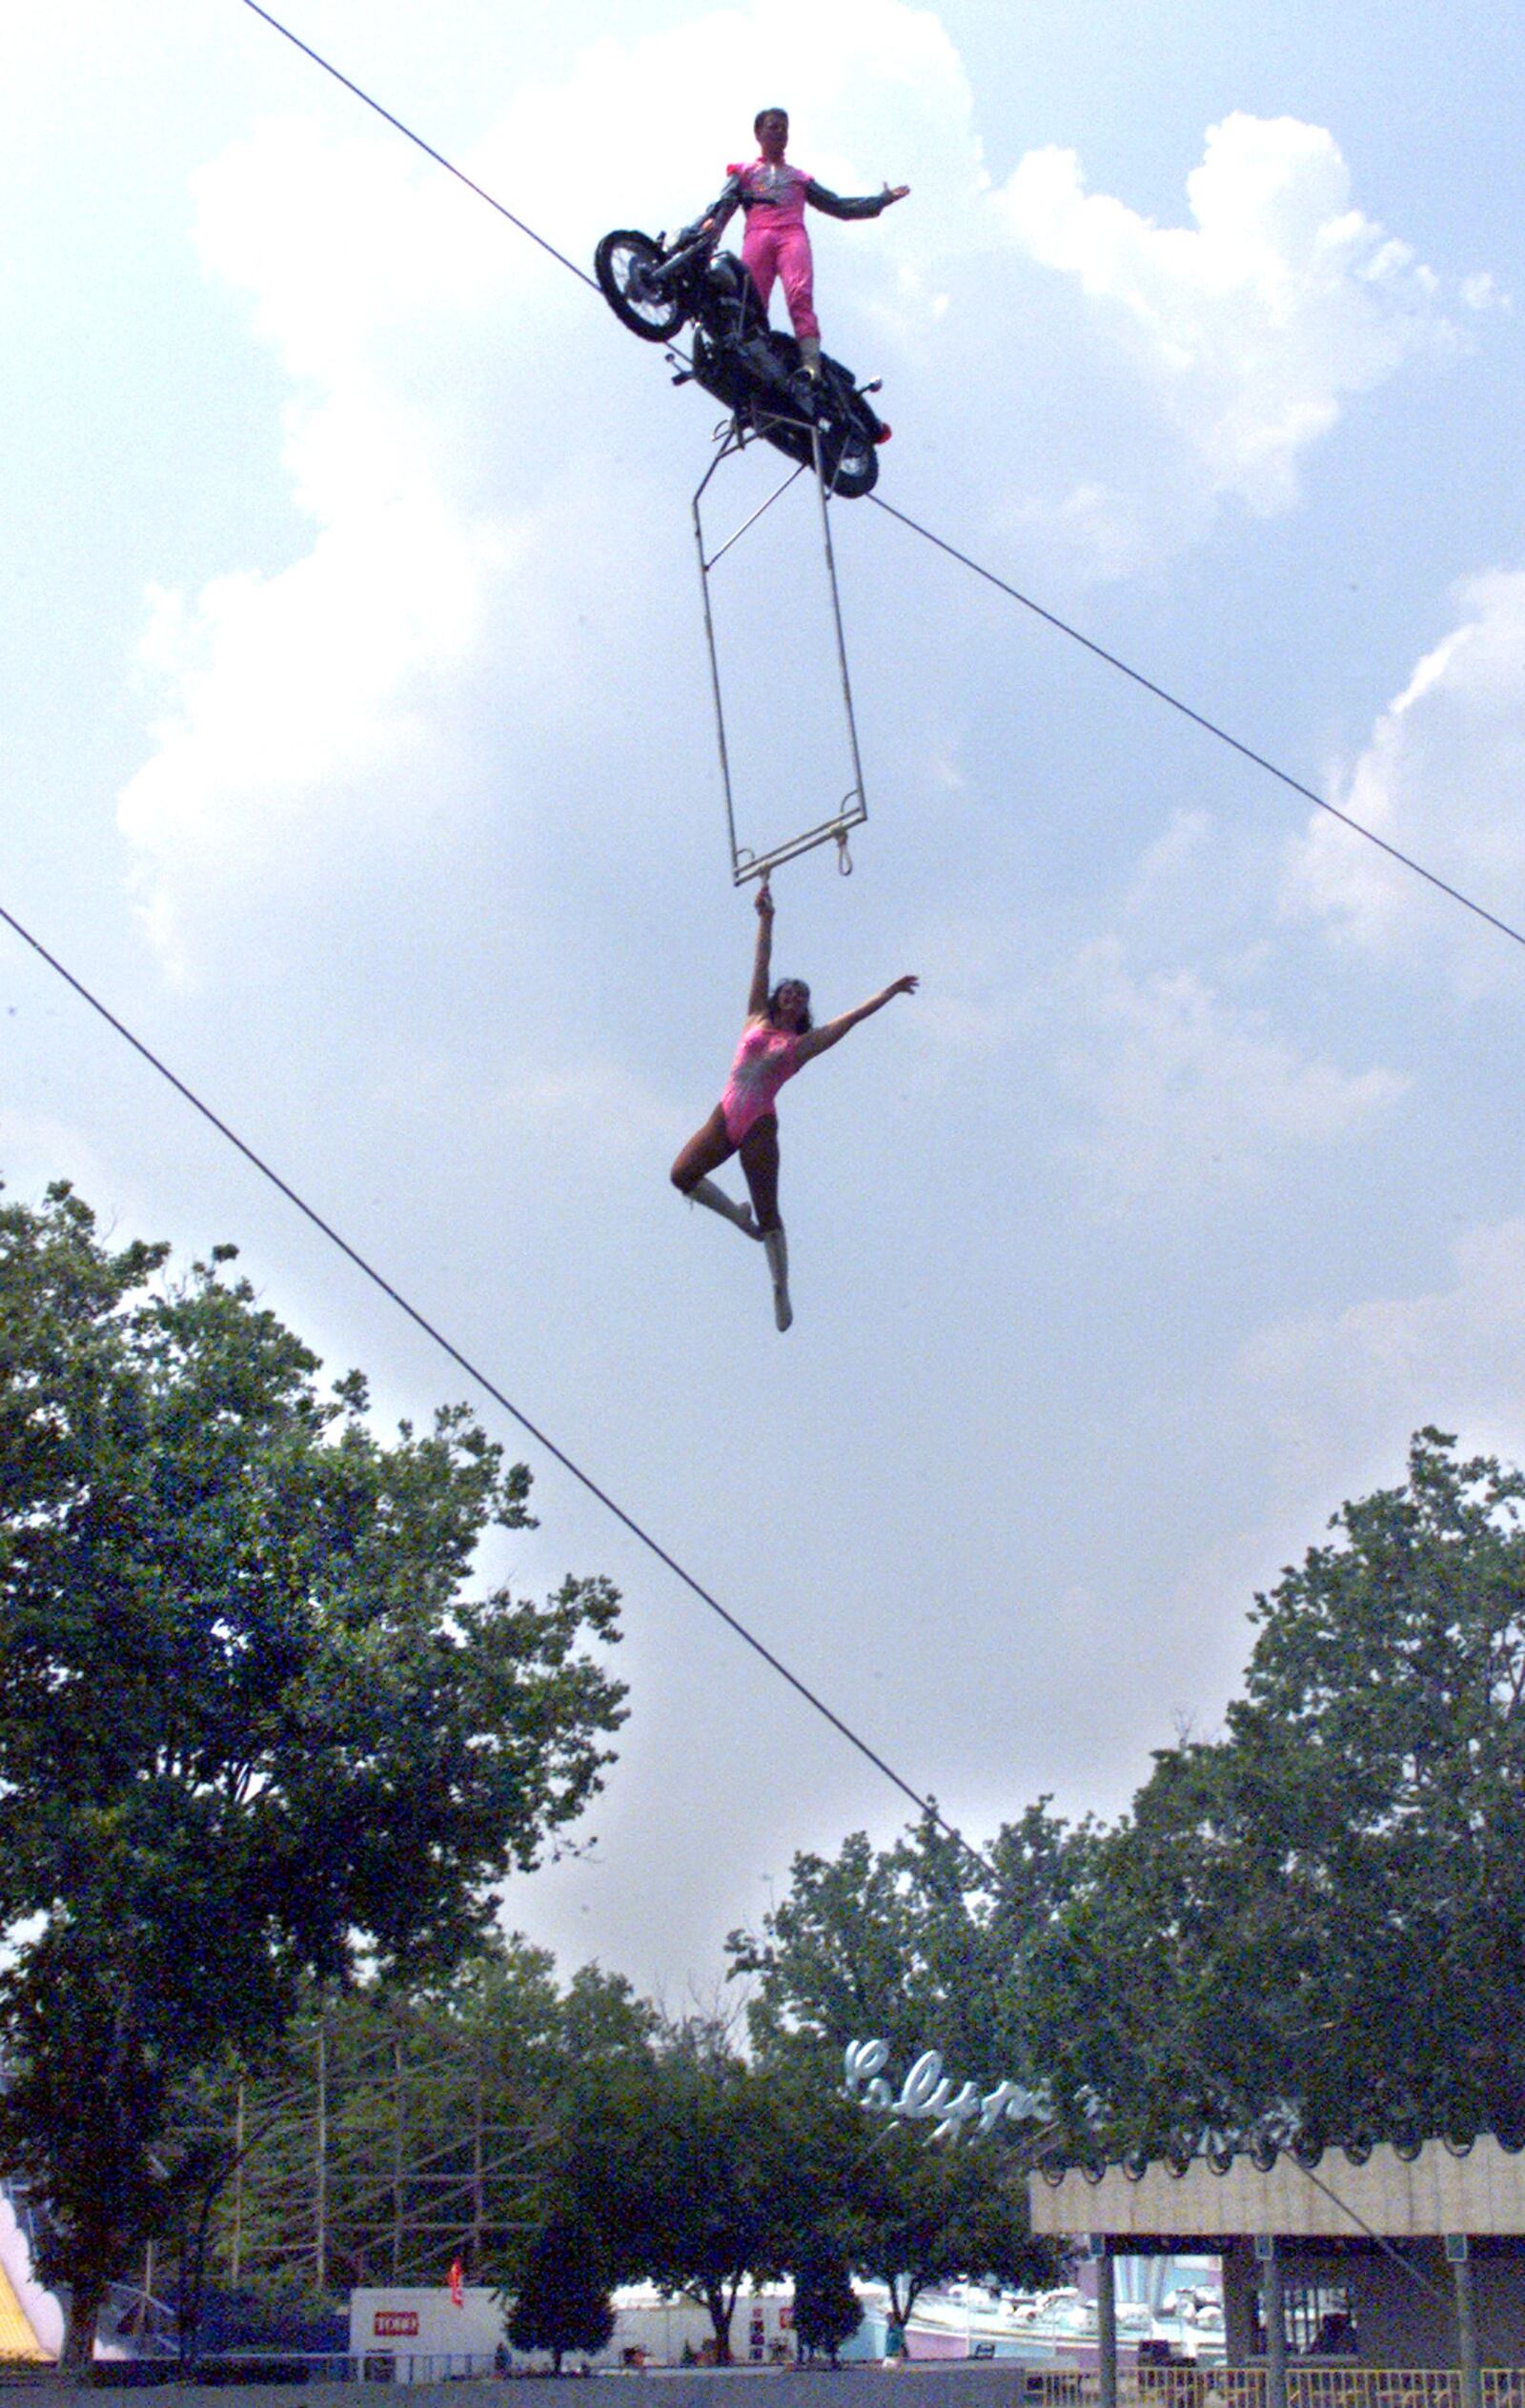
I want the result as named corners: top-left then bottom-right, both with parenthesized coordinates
top-left (722, 1020), bottom-right (802, 1144)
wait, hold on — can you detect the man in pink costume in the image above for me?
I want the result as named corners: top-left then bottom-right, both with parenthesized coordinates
top-left (704, 107), bottom-right (908, 384)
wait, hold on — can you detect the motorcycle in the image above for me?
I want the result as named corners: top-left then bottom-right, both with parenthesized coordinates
top-left (594, 219), bottom-right (889, 499)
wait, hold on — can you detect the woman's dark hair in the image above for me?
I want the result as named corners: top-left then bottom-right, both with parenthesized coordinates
top-left (754, 106), bottom-right (788, 134)
top-left (768, 981), bottom-right (812, 1033)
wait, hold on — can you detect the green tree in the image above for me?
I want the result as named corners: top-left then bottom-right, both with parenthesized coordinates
top-left (1032, 1428), bottom-right (1525, 2163)
top-left (172, 1938), bottom-right (659, 2321)
top-left (725, 1813), bottom-right (1082, 2335)
top-left (503, 2213), bottom-right (616, 2373)
top-left (729, 1806), bottom-right (1099, 2096)
top-left (849, 2123), bottom-right (1061, 2349)
top-left (0, 1184), bottom-right (626, 2362)
top-left (792, 2238), bottom-right (862, 2364)
top-left (1230, 1426), bottom-right (1525, 2149)
top-left (731, 1430), bottom-right (1525, 2179)
top-left (563, 2023), bottom-right (800, 2364)
top-left (727, 1831), bottom-right (941, 2073)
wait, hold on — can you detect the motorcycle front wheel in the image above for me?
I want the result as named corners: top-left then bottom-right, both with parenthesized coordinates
top-left (595, 231), bottom-right (684, 342)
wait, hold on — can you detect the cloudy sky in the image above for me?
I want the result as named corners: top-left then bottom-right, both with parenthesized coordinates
top-left (6, 0), bottom-right (1525, 2003)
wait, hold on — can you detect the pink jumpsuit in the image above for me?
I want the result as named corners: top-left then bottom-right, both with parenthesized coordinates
top-left (727, 159), bottom-right (822, 341)
top-left (720, 159), bottom-right (891, 344)
top-left (722, 1021), bottom-right (801, 1144)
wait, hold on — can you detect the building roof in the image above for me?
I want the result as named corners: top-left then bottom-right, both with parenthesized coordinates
top-left (1027, 2137), bottom-right (1525, 2243)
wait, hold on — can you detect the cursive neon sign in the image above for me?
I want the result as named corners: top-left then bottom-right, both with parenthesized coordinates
top-left (844, 2038), bottom-right (1047, 2143)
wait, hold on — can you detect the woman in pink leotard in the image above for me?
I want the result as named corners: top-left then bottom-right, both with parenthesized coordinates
top-left (704, 108), bottom-right (909, 385)
top-left (671, 879), bottom-right (918, 1330)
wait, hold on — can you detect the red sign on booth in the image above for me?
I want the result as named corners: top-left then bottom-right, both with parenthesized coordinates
top-left (374, 2312), bottom-right (420, 2339)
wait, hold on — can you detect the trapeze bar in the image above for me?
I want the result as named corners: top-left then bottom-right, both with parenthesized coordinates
top-left (692, 420), bottom-right (869, 886)
top-left (732, 794), bottom-right (867, 885)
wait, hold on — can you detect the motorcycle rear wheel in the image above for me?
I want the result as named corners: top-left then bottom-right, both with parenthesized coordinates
top-left (690, 331), bottom-right (883, 499)
top-left (745, 405), bottom-right (881, 499)
top-left (821, 416), bottom-right (880, 499)
top-left (595, 230), bottom-right (684, 342)
top-left (812, 368), bottom-right (882, 499)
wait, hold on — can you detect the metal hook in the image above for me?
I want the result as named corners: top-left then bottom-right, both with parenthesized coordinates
top-left (836, 832), bottom-right (853, 877)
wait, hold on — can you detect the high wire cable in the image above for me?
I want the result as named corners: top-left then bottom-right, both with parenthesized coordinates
top-left (0, 898), bottom-right (940, 1839)
top-left (868, 496), bottom-right (1525, 955)
top-left (0, 892), bottom-right (1444, 2303)
top-left (190, 3), bottom-right (1453, 2290)
top-left (237, 0), bottom-right (600, 293)
top-left (214, 3), bottom-right (1453, 2290)
top-left (239, 0), bottom-right (1525, 964)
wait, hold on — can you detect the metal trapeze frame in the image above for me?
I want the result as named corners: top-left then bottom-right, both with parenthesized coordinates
top-left (692, 411), bottom-right (868, 884)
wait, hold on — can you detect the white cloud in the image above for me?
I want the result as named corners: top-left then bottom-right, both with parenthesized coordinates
top-left (0, 1113), bottom-right (121, 1214)
top-left (113, 21), bottom-right (1496, 963)
top-left (1118, 806), bottom-right (1216, 920)
top-left (1000, 478), bottom-right (1154, 582)
top-left (1240, 1217), bottom-right (1525, 1488)
top-left (1461, 272), bottom-right (1509, 314)
top-left (992, 112), bottom-right (1470, 565)
top-left (1285, 568), bottom-right (1525, 987)
top-left (114, 114), bottom-right (532, 970)
top-left (124, 497), bottom-right (489, 833)
top-left (463, 1054), bottom-right (678, 1158)
top-left (1058, 934), bottom-right (1406, 1211)
top-left (113, 5), bottom-right (975, 968)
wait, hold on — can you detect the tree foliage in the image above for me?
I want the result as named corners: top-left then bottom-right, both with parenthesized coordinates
top-left (503, 2214), bottom-right (615, 2373)
top-left (560, 2022), bottom-right (798, 2362)
top-left (733, 1432), bottom-right (1525, 2173)
top-left (1033, 1429), bottom-right (1525, 2161)
top-left (0, 1184), bottom-right (626, 2360)
top-left (177, 1937), bottom-right (654, 2305)
top-left (728, 1805), bottom-right (1100, 2094)
top-left (791, 2239), bottom-right (862, 2364)
top-left (847, 2123), bottom-right (1061, 2343)
top-left (549, 1991), bottom-right (1062, 2361)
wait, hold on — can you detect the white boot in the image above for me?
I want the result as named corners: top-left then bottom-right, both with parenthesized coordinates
top-left (688, 1177), bottom-right (760, 1238)
top-left (763, 1226), bottom-right (793, 1331)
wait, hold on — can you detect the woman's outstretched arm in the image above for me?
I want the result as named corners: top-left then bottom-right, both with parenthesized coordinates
top-left (746, 879), bottom-right (775, 1019)
top-left (796, 972), bottom-right (918, 1062)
